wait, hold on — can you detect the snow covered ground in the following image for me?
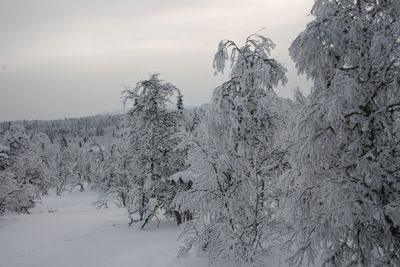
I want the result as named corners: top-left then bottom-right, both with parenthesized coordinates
top-left (0, 191), bottom-right (290, 267)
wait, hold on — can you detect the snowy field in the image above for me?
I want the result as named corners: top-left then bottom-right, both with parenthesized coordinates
top-left (0, 191), bottom-right (289, 267)
top-left (0, 191), bottom-right (207, 267)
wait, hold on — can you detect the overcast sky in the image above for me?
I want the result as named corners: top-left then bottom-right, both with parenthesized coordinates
top-left (0, 0), bottom-right (313, 122)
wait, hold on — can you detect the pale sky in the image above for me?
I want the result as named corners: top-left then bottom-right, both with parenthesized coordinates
top-left (0, 0), bottom-right (313, 122)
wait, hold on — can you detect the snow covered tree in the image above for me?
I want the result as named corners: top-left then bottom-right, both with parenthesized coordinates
top-left (122, 73), bottom-right (185, 228)
top-left (95, 140), bottom-right (134, 208)
top-left (286, 1), bottom-right (400, 265)
top-left (176, 33), bottom-right (289, 265)
top-left (54, 136), bottom-right (76, 195)
top-left (81, 140), bottom-right (106, 189)
top-left (0, 128), bottom-right (34, 214)
top-left (28, 132), bottom-right (54, 195)
top-left (168, 105), bottom-right (209, 225)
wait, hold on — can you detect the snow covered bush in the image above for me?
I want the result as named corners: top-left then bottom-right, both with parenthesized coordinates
top-left (80, 141), bottom-right (106, 190)
top-left (176, 33), bottom-right (290, 265)
top-left (95, 140), bottom-right (134, 208)
top-left (286, 1), bottom-right (400, 266)
top-left (0, 124), bottom-right (52, 213)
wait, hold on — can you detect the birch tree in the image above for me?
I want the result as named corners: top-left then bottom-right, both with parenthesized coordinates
top-left (176, 33), bottom-right (289, 265)
top-left (287, 1), bottom-right (400, 265)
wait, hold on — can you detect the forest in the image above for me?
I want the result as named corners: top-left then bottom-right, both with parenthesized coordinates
top-left (1, 1), bottom-right (400, 266)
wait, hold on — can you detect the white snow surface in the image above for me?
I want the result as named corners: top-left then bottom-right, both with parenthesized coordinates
top-left (0, 191), bottom-right (290, 267)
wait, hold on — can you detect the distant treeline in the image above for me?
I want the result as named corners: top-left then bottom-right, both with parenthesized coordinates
top-left (0, 114), bottom-right (124, 144)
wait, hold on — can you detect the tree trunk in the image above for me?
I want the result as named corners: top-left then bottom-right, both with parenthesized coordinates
top-left (174, 210), bottom-right (182, 225)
